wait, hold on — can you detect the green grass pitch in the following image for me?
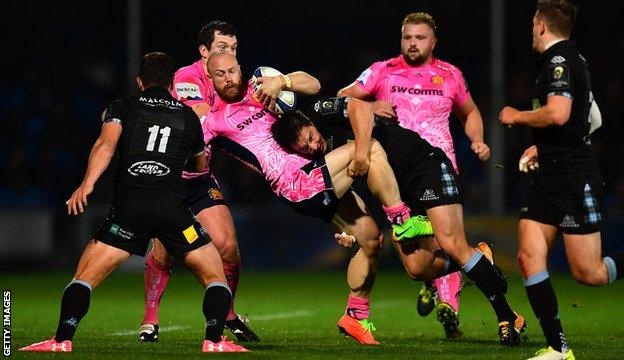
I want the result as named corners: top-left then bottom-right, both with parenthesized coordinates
top-left (3, 271), bottom-right (623, 359)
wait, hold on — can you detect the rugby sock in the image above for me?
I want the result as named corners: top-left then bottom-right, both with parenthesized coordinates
top-left (462, 252), bottom-right (516, 322)
top-left (437, 251), bottom-right (462, 276)
top-left (524, 271), bottom-right (568, 352)
top-left (604, 253), bottom-right (624, 283)
top-left (203, 282), bottom-right (232, 342)
top-left (434, 272), bottom-right (462, 312)
top-left (55, 280), bottom-right (92, 341)
top-left (345, 294), bottom-right (370, 320)
top-left (143, 253), bottom-right (172, 325)
top-left (222, 261), bottom-right (240, 321)
top-left (382, 202), bottom-right (411, 225)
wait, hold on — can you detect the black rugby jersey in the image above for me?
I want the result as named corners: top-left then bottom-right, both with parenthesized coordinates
top-left (101, 87), bottom-right (205, 196)
top-left (531, 40), bottom-right (596, 173)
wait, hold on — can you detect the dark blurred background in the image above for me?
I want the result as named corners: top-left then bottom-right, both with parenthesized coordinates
top-left (1, 0), bottom-right (623, 271)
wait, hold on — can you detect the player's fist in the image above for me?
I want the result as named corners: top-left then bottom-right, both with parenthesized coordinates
top-left (471, 141), bottom-right (490, 161)
top-left (499, 106), bottom-right (519, 126)
top-left (518, 145), bottom-right (539, 173)
top-left (348, 157), bottom-right (370, 177)
top-left (334, 232), bottom-right (356, 247)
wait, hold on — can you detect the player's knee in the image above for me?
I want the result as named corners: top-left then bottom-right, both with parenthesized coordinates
top-left (215, 237), bottom-right (240, 264)
top-left (150, 240), bottom-right (172, 265)
top-left (358, 231), bottom-right (383, 257)
top-left (404, 261), bottom-right (427, 280)
top-left (570, 264), bottom-right (605, 286)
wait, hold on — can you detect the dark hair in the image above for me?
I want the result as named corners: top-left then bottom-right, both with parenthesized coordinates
top-left (198, 20), bottom-right (237, 49)
top-left (137, 52), bottom-right (176, 89)
top-left (536, 0), bottom-right (577, 37)
top-left (271, 110), bottom-right (314, 151)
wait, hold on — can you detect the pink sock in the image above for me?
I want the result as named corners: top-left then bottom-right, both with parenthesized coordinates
top-left (434, 271), bottom-right (462, 312)
top-left (382, 202), bottom-right (411, 225)
top-left (142, 254), bottom-right (172, 325)
top-left (222, 261), bottom-right (240, 321)
top-left (345, 294), bottom-right (370, 320)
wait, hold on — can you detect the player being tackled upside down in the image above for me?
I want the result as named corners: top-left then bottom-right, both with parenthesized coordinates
top-left (271, 96), bottom-right (526, 347)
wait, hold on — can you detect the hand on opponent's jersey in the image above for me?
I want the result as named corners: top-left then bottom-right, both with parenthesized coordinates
top-left (66, 184), bottom-right (94, 215)
top-left (371, 100), bottom-right (397, 121)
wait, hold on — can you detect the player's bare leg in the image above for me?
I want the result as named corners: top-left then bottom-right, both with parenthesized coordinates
top-left (331, 191), bottom-right (382, 345)
top-left (20, 240), bottom-right (130, 352)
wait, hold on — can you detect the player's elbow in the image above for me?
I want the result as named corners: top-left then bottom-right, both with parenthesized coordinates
top-left (550, 110), bottom-right (570, 126)
top-left (337, 87), bottom-right (349, 97)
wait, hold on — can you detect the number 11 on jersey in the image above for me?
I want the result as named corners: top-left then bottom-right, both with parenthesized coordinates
top-left (146, 125), bottom-right (171, 153)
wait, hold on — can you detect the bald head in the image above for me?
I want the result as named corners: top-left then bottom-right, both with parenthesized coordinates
top-left (207, 51), bottom-right (245, 103)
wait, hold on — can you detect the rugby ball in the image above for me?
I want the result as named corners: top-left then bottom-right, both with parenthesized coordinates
top-left (251, 66), bottom-right (297, 114)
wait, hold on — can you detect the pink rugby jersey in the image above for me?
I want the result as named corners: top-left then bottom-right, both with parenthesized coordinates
top-left (356, 55), bottom-right (470, 171)
top-left (203, 85), bottom-right (327, 202)
top-left (204, 85), bottom-right (327, 202)
top-left (171, 60), bottom-right (216, 179)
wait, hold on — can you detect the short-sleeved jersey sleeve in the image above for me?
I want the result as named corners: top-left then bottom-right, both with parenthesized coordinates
top-left (546, 54), bottom-right (573, 99)
top-left (355, 61), bottom-right (386, 95)
top-left (172, 72), bottom-right (211, 107)
top-left (308, 97), bottom-right (350, 127)
top-left (188, 112), bottom-right (206, 157)
top-left (101, 99), bottom-right (125, 125)
top-left (451, 68), bottom-right (471, 106)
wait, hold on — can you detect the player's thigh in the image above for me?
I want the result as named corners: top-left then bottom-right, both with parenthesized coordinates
top-left (517, 219), bottom-right (557, 277)
top-left (196, 204), bottom-right (238, 260)
top-left (183, 243), bottom-right (226, 287)
top-left (74, 239), bottom-right (131, 289)
top-left (562, 232), bottom-right (603, 281)
top-left (149, 238), bottom-right (172, 264)
top-left (331, 190), bottom-right (382, 254)
top-left (324, 143), bottom-right (356, 198)
top-left (426, 204), bottom-right (471, 260)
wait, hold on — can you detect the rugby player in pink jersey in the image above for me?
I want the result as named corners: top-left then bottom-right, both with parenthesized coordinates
top-left (339, 12), bottom-right (490, 339)
top-left (138, 21), bottom-right (259, 343)
top-left (204, 51), bottom-right (433, 345)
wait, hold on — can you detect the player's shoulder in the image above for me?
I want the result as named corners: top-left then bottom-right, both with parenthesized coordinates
top-left (380, 55), bottom-right (404, 68)
top-left (431, 58), bottom-right (462, 75)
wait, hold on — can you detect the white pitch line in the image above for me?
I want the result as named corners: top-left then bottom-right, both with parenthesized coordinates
top-left (109, 325), bottom-right (191, 336)
top-left (251, 310), bottom-right (314, 321)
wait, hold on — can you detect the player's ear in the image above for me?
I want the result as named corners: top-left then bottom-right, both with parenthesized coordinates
top-left (136, 77), bottom-right (144, 91)
top-left (199, 44), bottom-right (209, 58)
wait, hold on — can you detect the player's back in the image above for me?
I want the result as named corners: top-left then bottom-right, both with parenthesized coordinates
top-left (105, 86), bottom-right (205, 200)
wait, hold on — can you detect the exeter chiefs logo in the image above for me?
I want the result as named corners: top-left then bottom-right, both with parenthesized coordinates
top-left (431, 75), bottom-right (444, 85)
top-left (208, 188), bottom-right (223, 200)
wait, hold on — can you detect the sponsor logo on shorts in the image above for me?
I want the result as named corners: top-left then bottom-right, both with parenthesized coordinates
top-left (183, 225), bottom-right (199, 244)
top-left (420, 189), bottom-right (439, 201)
top-left (559, 215), bottom-right (579, 228)
top-left (128, 161), bottom-right (171, 177)
top-left (109, 223), bottom-right (134, 239)
top-left (208, 188), bottom-right (223, 200)
top-left (322, 192), bottom-right (331, 206)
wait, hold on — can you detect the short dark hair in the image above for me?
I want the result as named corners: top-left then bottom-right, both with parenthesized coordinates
top-left (137, 52), bottom-right (176, 89)
top-left (536, 0), bottom-right (577, 37)
top-left (198, 20), bottom-right (237, 49)
top-left (271, 111), bottom-right (314, 151)
top-left (402, 12), bottom-right (437, 35)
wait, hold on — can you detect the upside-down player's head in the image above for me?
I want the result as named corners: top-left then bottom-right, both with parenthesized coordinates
top-left (136, 52), bottom-right (176, 91)
top-left (206, 51), bottom-right (246, 103)
top-left (198, 20), bottom-right (238, 59)
top-left (271, 110), bottom-right (327, 159)
top-left (401, 12), bottom-right (437, 66)
top-left (532, 0), bottom-right (577, 53)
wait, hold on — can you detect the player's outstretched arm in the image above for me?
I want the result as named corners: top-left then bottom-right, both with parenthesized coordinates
top-left (454, 97), bottom-right (490, 161)
top-left (66, 122), bottom-right (121, 215)
top-left (255, 71), bottom-right (320, 110)
top-left (338, 84), bottom-right (396, 119)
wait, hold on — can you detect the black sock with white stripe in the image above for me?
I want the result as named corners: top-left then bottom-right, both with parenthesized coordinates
top-left (55, 280), bottom-right (92, 341)
top-left (203, 282), bottom-right (232, 342)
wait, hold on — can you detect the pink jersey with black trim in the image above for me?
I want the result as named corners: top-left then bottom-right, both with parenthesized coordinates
top-left (204, 85), bottom-right (325, 202)
top-left (356, 55), bottom-right (470, 171)
top-left (171, 60), bottom-right (216, 179)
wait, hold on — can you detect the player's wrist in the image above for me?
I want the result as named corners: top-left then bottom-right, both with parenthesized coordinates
top-left (281, 74), bottom-right (292, 90)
